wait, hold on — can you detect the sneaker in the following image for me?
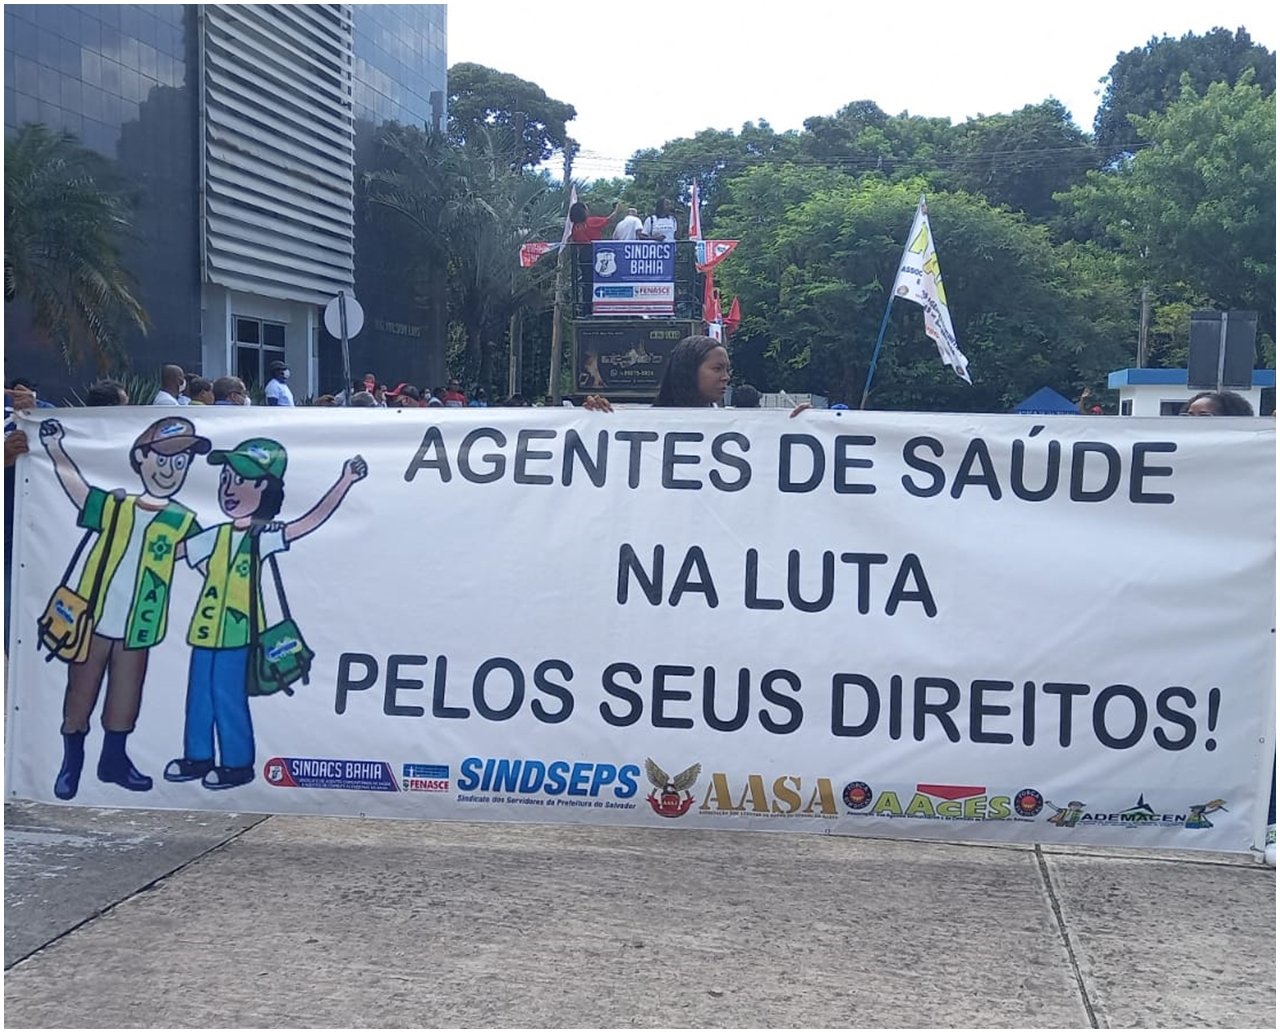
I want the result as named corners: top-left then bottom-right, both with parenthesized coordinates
top-left (164, 758), bottom-right (215, 783)
top-left (202, 765), bottom-right (255, 790)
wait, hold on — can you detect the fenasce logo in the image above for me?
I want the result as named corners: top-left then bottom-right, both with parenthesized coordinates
top-left (644, 758), bottom-right (701, 818)
top-left (402, 763), bottom-right (450, 793)
top-left (263, 757), bottom-right (399, 792)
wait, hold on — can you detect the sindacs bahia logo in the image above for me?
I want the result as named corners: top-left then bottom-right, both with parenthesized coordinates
top-left (644, 758), bottom-right (701, 818)
top-left (262, 757), bottom-right (399, 792)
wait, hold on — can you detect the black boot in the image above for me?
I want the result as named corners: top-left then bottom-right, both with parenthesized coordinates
top-left (97, 730), bottom-right (153, 792)
top-left (54, 731), bottom-right (87, 800)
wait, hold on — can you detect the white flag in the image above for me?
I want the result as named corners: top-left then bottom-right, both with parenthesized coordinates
top-left (891, 198), bottom-right (970, 384)
top-left (560, 185), bottom-right (579, 246)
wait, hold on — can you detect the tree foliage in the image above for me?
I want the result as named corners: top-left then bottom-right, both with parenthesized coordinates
top-left (448, 63), bottom-right (578, 169)
top-left (1094, 27), bottom-right (1276, 162)
top-left (716, 171), bottom-right (1130, 410)
top-left (949, 100), bottom-right (1099, 219)
top-left (4, 123), bottom-right (149, 370)
top-left (1063, 75), bottom-right (1276, 342)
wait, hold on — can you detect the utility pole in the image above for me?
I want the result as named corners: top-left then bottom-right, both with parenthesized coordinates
top-left (547, 146), bottom-right (574, 404)
top-left (1137, 285), bottom-right (1151, 367)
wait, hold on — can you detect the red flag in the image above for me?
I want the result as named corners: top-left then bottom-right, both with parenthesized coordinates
top-left (724, 296), bottom-right (741, 337)
top-left (702, 269), bottom-right (719, 325)
top-left (694, 239), bottom-right (738, 272)
top-left (518, 242), bottom-right (556, 268)
top-left (688, 179), bottom-right (702, 242)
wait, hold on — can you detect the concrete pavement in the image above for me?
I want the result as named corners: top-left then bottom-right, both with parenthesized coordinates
top-left (3, 801), bottom-right (1275, 1028)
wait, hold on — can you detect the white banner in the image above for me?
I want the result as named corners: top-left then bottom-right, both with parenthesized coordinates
top-left (5, 407), bottom-right (1275, 854)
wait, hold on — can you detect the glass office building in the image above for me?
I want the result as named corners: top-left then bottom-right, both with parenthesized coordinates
top-left (3, 4), bottom-right (447, 400)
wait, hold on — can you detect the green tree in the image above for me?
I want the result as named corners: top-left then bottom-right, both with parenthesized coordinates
top-left (950, 100), bottom-right (1098, 220)
top-left (716, 171), bottom-right (1130, 410)
top-left (4, 123), bottom-right (149, 370)
top-left (448, 63), bottom-right (578, 170)
top-left (1062, 75), bottom-right (1276, 344)
top-left (626, 120), bottom-right (799, 232)
top-left (1094, 27), bottom-right (1275, 162)
top-left (800, 101), bottom-right (956, 186)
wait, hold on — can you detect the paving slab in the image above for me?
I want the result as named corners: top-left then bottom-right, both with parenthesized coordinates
top-left (1043, 851), bottom-right (1275, 1029)
top-left (3, 800), bottom-right (262, 968)
top-left (3, 817), bottom-right (1087, 1029)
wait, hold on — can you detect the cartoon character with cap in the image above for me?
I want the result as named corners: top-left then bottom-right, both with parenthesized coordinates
top-left (38, 415), bottom-right (211, 800)
top-left (164, 438), bottom-right (367, 789)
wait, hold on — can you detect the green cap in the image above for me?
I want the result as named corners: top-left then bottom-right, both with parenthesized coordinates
top-left (208, 437), bottom-right (287, 481)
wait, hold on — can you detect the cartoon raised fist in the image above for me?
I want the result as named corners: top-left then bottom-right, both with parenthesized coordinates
top-left (344, 455), bottom-right (368, 482)
top-left (38, 419), bottom-right (65, 445)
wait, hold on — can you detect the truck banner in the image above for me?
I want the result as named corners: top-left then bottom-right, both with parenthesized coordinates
top-left (591, 241), bottom-right (675, 316)
top-left (5, 407), bottom-right (1274, 855)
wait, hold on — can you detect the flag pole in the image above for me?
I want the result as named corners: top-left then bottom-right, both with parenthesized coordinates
top-left (859, 294), bottom-right (895, 410)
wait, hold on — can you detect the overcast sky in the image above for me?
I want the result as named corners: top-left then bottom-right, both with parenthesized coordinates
top-left (448, 0), bottom-right (1277, 179)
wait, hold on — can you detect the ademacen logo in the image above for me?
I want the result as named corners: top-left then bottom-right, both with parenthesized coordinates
top-left (644, 758), bottom-right (701, 818)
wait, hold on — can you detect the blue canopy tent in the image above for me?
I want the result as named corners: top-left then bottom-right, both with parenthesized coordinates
top-left (1013, 386), bottom-right (1079, 415)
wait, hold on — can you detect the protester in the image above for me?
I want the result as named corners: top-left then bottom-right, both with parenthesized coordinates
top-left (7, 378), bottom-right (57, 414)
top-left (642, 198), bottom-right (679, 242)
top-left (349, 391), bottom-right (377, 407)
top-left (264, 361), bottom-right (295, 407)
top-left (212, 376), bottom-right (248, 406)
top-left (469, 387), bottom-right (489, 408)
top-left (388, 384), bottom-right (421, 407)
top-left (443, 379), bottom-right (468, 407)
top-left (583, 336), bottom-right (730, 412)
top-left (86, 380), bottom-right (129, 406)
top-left (613, 207), bottom-right (645, 241)
top-left (152, 365), bottom-right (189, 406)
top-left (503, 394), bottom-right (529, 407)
top-left (4, 387), bottom-right (36, 654)
top-left (186, 377), bottom-right (214, 405)
top-left (568, 199), bottom-right (626, 243)
top-left (732, 384), bottom-right (761, 408)
top-left (1183, 390), bottom-right (1255, 416)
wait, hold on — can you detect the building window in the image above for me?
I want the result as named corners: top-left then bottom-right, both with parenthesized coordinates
top-left (1120, 399), bottom-right (1133, 416)
top-left (1159, 400), bottom-right (1187, 416)
top-left (234, 316), bottom-right (286, 389)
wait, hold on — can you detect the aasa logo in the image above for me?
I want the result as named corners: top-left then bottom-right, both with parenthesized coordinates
top-left (700, 773), bottom-right (838, 817)
top-left (644, 758), bottom-right (701, 818)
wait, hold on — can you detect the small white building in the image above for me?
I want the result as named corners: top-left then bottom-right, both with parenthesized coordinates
top-left (1108, 368), bottom-right (1275, 416)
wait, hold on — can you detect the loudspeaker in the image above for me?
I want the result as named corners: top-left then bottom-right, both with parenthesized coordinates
top-left (1188, 311), bottom-right (1257, 389)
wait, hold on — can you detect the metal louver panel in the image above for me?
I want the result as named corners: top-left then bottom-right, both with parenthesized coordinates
top-left (202, 3), bottom-right (354, 305)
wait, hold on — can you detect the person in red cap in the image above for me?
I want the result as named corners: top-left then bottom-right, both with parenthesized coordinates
top-left (38, 414), bottom-right (212, 800)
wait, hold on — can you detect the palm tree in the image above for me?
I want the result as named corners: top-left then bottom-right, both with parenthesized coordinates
top-left (4, 123), bottom-right (149, 370)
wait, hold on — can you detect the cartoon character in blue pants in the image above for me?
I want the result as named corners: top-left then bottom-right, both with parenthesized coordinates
top-left (164, 438), bottom-right (367, 790)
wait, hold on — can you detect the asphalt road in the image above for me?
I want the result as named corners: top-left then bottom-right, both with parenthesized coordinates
top-left (4, 801), bottom-right (1275, 1028)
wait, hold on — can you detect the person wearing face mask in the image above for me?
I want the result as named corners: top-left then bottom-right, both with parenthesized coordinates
top-left (212, 376), bottom-right (250, 406)
top-left (152, 365), bottom-right (190, 406)
top-left (37, 415), bottom-right (211, 799)
top-left (264, 361), bottom-right (295, 407)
